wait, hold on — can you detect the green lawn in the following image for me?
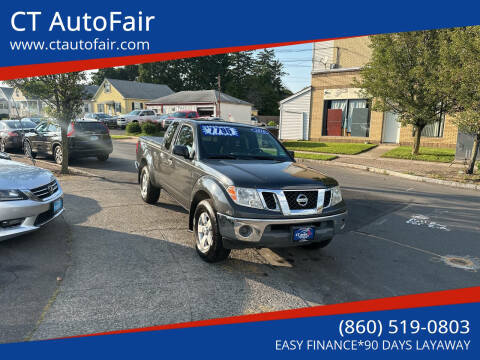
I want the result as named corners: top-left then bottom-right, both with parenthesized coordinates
top-left (110, 135), bottom-right (134, 140)
top-left (381, 146), bottom-right (455, 163)
top-left (294, 152), bottom-right (337, 161)
top-left (283, 141), bottom-right (377, 155)
top-left (125, 131), bottom-right (165, 137)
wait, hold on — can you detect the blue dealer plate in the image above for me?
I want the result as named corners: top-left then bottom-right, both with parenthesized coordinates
top-left (53, 198), bottom-right (63, 213)
top-left (293, 227), bottom-right (315, 242)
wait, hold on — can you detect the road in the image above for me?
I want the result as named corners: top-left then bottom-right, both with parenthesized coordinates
top-left (1, 139), bottom-right (479, 342)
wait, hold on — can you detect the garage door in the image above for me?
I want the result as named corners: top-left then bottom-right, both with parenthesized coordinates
top-left (281, 111), bottom-right (306, 140)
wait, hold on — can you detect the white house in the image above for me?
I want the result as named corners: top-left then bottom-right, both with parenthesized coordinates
top-left (279, 86), bottom-right (311, 140)
top-left (146, 90), bottom-right (252, 124)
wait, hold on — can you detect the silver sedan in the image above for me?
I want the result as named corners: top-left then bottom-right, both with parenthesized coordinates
top-left (0, 158), bottom-right (64, 241)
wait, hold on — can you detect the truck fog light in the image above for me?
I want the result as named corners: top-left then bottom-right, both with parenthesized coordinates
top-left (0, 218), bottom-right (24, 228)
top-left (239, 225), bottom-right (252, 237)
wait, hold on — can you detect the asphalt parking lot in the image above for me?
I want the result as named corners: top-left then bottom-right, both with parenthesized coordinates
top-left (1, 139), bottom-right (479, 342)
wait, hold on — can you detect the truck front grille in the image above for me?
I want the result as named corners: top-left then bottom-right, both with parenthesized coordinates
top-left (261, 192), bottom-right (277, 210)
top-left (30, 180), bottom-right (58, 200)
top-left (284, 190), bottom-right (318, 210)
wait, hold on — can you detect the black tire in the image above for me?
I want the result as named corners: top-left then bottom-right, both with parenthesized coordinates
top-left (301, 238), bottom-right (333, 249)
top-left (193, 199), bottom-right (231, 262)
top-left (140, 166), bottom-right (160, 204)
top-left (53, 145), bottom-right (63, 165)
top-left (23, 140), bottom-right (37, 159)
top-left (97, 154), bottom-right (109, 161)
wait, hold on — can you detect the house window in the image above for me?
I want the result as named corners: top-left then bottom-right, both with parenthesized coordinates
top-left (323, 99), bottom-right (370, 137)
top-left (83, 103), bottom-right (90, 112)
top-left (114, 102), bottom-right (121, 113)
top-left (132, 102), bottom-right (143, 110)
top-left (104, 82), bottom-right (111, 93)
top-left (97, 104), bottom-right (105, 113)
top-left (422, 114), bottom-right (445, 138)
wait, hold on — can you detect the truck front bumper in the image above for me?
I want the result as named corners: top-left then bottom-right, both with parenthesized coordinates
top-left (217, 211), bottom-right (347, 249)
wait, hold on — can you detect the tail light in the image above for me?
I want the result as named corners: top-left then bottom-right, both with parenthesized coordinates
top-left (7, 132), bottom-right (18, 137)
top-left (67, 123), bottom-right (75, 137)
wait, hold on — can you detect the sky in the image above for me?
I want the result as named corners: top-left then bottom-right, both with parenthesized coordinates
top-left (266, 42), bottom-right (313, 93)
top-left (1, 43), bottom-right (314, 94)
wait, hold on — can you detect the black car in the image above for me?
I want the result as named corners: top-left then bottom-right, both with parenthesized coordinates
top-left (23, 120), bottom-right (113, 164)
top-left (136, 120), bottom-right (347, 262)
top-left (84, 113), bottom-right (117, 128)
top-left (0, 119), bottom-right (37, 152)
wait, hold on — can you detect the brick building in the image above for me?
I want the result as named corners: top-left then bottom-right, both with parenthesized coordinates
top-left (308, 36), bottom-right (458, 148)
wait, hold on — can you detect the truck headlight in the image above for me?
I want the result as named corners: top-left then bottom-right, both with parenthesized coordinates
top-left (226, 186), bottom-right (263, 209)
top-left (330, 186), bottom-right (343, 206)
top-left (0, 190), bottom-right (27, 201)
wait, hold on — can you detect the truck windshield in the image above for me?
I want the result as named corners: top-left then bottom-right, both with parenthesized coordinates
top-left (198, 125), bottom-right (291, 161)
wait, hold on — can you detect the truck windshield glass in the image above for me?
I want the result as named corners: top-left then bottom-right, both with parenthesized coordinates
top-left (128, 110), bottom-right (141, 115)
top-left (198, 125), bottom-right (291, 161)
top-left (172, 112), bottom-right (189, 118)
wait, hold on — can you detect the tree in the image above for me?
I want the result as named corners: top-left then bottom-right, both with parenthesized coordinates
top-left (356, 31), bottom-right (454, 155)
top-left (90, 65), bottom-right (138, 85)
top-left (6, 73), bottom-right (86, 173)
top-left (440, 27), bottom-right (480, 174)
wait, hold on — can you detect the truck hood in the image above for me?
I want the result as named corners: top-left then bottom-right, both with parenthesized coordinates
top-left (202, 160), bottom-right (338, 189)
top-left (0, 159), bottom-right (56, 190)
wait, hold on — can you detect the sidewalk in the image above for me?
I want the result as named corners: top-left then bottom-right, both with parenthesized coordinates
top-left (296, 145), bottom-right (480, 189)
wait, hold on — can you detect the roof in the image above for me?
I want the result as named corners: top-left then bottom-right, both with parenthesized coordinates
top-left (279, 86), bottom-right (311, 105)
top-left (83, 85), bottom-right (98, 99)
top-left (0, 87), bottom-right (13, 100)
top-left (102, 78), bottom-right (174, 100)
top-left (147, 90), bottom-right (252, 106)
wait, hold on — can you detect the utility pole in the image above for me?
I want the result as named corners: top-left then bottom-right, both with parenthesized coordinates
top-left (217, 74), bottom-right (221, 117)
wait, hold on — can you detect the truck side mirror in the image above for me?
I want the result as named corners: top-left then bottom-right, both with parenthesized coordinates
top-left (288, 150), bottom-right (295, 158)
top-left (173, 145), bottom-right (191, 159)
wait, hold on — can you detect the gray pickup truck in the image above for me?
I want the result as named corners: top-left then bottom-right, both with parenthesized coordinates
top-left (135, 120), bottom-right (347, 262)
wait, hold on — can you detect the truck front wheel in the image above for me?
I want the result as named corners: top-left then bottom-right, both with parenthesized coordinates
top-left (194, 199), bottom-right (230, 262)
top-left (140, 166), bottom-right (160, 204)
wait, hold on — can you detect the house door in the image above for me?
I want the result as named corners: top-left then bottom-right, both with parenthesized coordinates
top-left (382, 111), bottom-right (400, 143)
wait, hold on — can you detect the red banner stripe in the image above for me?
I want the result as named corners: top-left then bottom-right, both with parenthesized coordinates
top-left (58, 286), bottom-right (480, 340)
top-left (0, 37), bottom-right (357, 80)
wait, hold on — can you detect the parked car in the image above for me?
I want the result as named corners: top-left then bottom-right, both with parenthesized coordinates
top-left (0, 159), bottom-right (64, 241)
top-left (21, 117), bottom-right (46, 125)
top-left (116, 110), bottom-right (159, 129)
top-left (0, 119), bottom-right (37, 152)
top-left (84, 113), bottom-right (117, 128)
top-left (161, 111), bottom-right (199, 129)
top-left (135, 120), bottom-right (347, 262)
top-left (23, 120), bottom-right (113, 164)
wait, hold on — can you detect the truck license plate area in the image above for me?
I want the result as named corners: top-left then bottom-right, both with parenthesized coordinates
top-left (292, 226), bottom-right (315, 242)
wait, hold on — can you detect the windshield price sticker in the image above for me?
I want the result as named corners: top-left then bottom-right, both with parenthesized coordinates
top-left (201, 125), bottom-right (239, 136)
top-left (251, 128), bottom-right (269, 134)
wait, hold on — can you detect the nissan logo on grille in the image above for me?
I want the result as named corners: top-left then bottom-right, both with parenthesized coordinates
top-left (48, 184), bottom-right (55, 195)
top-left (296, 194), bottom-right (308, 207)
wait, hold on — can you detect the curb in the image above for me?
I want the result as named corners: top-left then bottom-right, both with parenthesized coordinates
top-left (14, 156), bottom-right (101, 178)
top-left (296, 158), bottom-right (480, 191)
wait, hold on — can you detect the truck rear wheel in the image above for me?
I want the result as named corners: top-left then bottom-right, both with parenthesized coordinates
top-left (140, 166), bottom-right (160, 204)
top-left (194, 199), bottom-right (230, 262)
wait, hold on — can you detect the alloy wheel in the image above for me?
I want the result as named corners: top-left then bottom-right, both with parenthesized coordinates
top-left (196, 212), bottom-right (213, 253)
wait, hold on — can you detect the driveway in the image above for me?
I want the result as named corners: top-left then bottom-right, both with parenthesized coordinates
top-left (1, 140), bottom-right (479, 342)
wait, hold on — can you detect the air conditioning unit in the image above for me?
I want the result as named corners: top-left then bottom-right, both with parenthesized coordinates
top-left (330, 63), bottom-right (338, 69)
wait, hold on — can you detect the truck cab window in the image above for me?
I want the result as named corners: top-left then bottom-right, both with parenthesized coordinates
top-left (174, 126), bottom-right (194, 157)
top-left (163, 122), bottom-right (179, 150)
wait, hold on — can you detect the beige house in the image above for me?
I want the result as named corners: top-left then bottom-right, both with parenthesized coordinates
top-left (309, 36), bottom-right (458, 148)
top-left (92, 78), bottom-right (173, 116)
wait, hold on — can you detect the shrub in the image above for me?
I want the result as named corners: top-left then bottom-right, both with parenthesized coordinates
top-left (126, 122), bottom-right (141, 134)
top-left (141, 121), bottom-right (157, 135)
top-left (267, 121), bottom-right (277, 126)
